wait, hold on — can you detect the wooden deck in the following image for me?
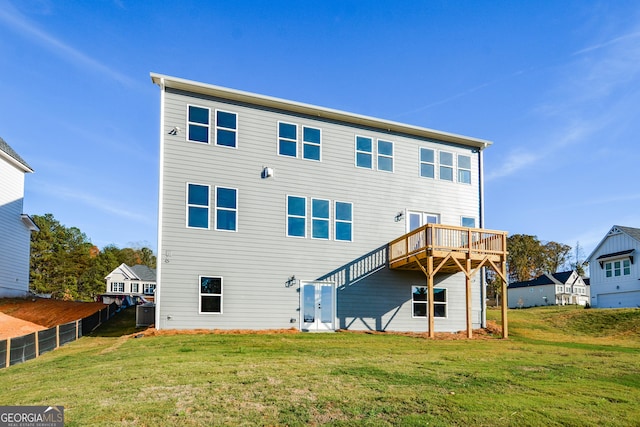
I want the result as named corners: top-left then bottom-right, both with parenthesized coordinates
top-left (388, 224), bottom-right (509, 338)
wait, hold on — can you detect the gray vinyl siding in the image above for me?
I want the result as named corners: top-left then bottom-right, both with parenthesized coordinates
top-left (0, 159), bottom-right (31, 297)
top-left (158, 86), bottom-right (484, 331)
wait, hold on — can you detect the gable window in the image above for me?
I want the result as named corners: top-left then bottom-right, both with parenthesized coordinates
top-left (187, 105), bottom-right (210, 143)
top-left (458, 155), bottom-right (471, 184)
top-left (355, 136), bottom-right (373, 169)
top-left (420, 148), bottom-right (435, 178)
top-left (287, 196), bottom-right (307, 237)
top-left (311, 198), bottom-right (330, 239)
top-left (303, 127), bottom-right (321, 161)
top-left (215, 110), bottom-right (237, 148)
top-left (111, 282), bottom-right (124, 293)
top-left (278, 122), bottom-right (298, 157)
top-left (215, 187), bottom-right (237, 231)
top-left (187, 183), bottom-right (210, 229)
top-left (200, 276), bottom-right (222, 314)
top-left (439, 151), bottom-right (454, 181)
top-left (335, 201), bottom-right (353, 242)
top-left (605, 259), bottom-right (631, 277)
top-left (377, 140), bottom-right (394, 172)
top-left (412, 286), bottom-right (447, 318)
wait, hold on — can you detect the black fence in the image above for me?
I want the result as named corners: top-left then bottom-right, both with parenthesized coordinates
top-left (0, 302), bottom-right (119, 369)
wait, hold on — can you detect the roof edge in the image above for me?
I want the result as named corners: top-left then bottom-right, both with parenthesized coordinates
top-left (150, 73), bottom-right (493, 150)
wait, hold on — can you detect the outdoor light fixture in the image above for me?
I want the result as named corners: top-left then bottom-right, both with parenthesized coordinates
top-left (261, 166), bottom-right (274, 179)
top-left (394, 211), bottom-right (404, 222)
top-left (168, 126), bottom-right (181, 135)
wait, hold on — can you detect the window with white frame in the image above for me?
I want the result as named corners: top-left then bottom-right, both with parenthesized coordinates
top-left (335, 201), bottom-right (353, 241)
top-left (311, 198), bottom-right (330, 239)
top-left (287, 196), bottom-right (307, 237)
top-left (458, 154), bottom-right (471, 184)
top-left (200, 276), bottom-right (222, 314)
top-left (187, 105), bottom-right (210, 143)
top-left (278, 122), bottom-right (298, 157)
top-left (605, 259), bottom-right (631, 277)
top-left (144, 284), bottom-right (155, 295)
top-left (215, 187), bottom-right (237, 231)
top-left (131, 283), bottom-right (139, 293)
top-left (420, 148), bottom-right (435, 178)
top-left (377, 140), bottom-right (394, 172)
top-left (187, 183), bottom-right (210, 229)
top-left (111, 282), bottom-right (124, 293)
top-left (439, 151), bottom-right (454, 181)
top-left (461, 217), bottom-right (476, 228)
top-left (215, 110), bottom-right (237, 148)
top-left (303, 126), bottom-right (321, 161)
top-left (411, 286), bottom-right (447, 318)
top-left (355, 136), bottom-right (373, 169)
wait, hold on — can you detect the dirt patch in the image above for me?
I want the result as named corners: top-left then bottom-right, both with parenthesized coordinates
top-left (0, 297), bottom-right (105, 340)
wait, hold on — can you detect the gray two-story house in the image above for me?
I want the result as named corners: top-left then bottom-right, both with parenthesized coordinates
top-left (150, 73), bottom-right (507, 336)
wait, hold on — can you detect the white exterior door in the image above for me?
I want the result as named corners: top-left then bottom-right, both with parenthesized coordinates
top-left (407, 211), bottom-right (439, 232)
top-left (301, 282), bottom-right (335, 331)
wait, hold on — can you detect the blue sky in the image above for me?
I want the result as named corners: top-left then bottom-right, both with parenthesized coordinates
top-left (2, 1), bottom-right (639, 261)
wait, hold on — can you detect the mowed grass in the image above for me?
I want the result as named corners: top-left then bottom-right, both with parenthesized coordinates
top-left (1, 307), bottom-right (640, 426)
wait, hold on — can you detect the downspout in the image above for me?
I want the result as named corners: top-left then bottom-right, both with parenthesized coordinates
top-left (155, 76), bottom-right (166, 330)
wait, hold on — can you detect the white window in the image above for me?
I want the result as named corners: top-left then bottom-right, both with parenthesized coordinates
top-left (461, 217), bottom-right (476, 228)
top-left (187, 183), bottom-right (210, 229)
top-left (439, 151), bottom-right (454, 181)
top-left (420, 148), bottom-right (435, 178)
top-left (377, 140), bottom-right (394, 172)
top-left (335, 201), bottom-right (353, 242)
top-left (144, 284), bottom-right (156, 295)
top-left (278, 122), bottom-right (298, 157)
top-left (311, 198), bottom-right (330, 239)
top-left (355, 136), bottom-right (373, 169)
top-left (199, 276), bottom-right (222, 314)
top-left (287, 196), bottom-right (307, 238)
top-left (187, 105), bottom-right (210, 143)
top-left (111, 282), bottom-right (124, 293)
top-left (458, 154), bottom-right (471, 184)
top-left (303, 127), bottom-right (321, 161)
top-left (605, 259), bottom-right (631, 277)
top-left (215, 110), bottom-right (237, 148)
top-left (131, 283), bottom-right (139, 293)
top-left (215, 187), bottom-right (238, 232)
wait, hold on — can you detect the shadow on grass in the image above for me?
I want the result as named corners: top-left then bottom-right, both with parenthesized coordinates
top-left (87, 306), bottom-right (149, 337)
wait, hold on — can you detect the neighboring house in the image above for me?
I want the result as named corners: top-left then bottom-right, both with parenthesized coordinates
top-left (507, 270), bottom-right (590, 309)
top-left (101, 263), bottom-right (156, 305)
top-left (150, 73), bottom-right (508, 335)
top-left (587, 225), bottom-right (640, 308)
top-left (0, 137), bottom-right (39, 298)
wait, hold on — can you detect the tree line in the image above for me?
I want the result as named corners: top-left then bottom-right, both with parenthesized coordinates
top-left (487, 234), bottom-right (589, 304)
top-left (29, 213), bottom-right (156, 301)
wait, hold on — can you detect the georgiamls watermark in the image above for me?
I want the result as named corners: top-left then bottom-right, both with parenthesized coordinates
top-left (0, 406), bottom-right (64, 427)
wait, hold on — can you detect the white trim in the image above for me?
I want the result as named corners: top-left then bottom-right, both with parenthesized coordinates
top-left (334, 200), bottom-right (353, 242)
top-left (198, 275), bottom-right (223, 314)
top-left (419, 147), bottom-right (435, 179)
top-left (457, 153), bottom-right (472, 184)
top-left (354, 135), bottom-right (373, 170)
top-left (214, 186), bottom-right (238, 232)
top-left (186, 182), bottom-right (211, 230)
top-left (438, 150), bottom-right (454, 182)
top-left (310, 198), bottom-right (330, 240)
top-left (376, 139), bottom-right (394, 173)
top-left (277, 121), bottom-right (298, 158)
top-left (186, 104), bottom-right (211, 144)
top-left (214, 109), bottom-right (238, 149)
top-left (286, 195), bottom-right (307, 238)
top-left (302, 125), bottom-right (322, 162)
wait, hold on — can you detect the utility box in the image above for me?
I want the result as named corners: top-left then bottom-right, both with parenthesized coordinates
top-left (136, 303), bottom-right (155, 327)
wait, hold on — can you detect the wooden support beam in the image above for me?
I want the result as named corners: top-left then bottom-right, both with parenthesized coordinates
top-left (427, 255), bottom-right (435, 338)
top-left (466, 255), bottom-right (473, 339)
top-left (501, 259), bottom-right (508, 338)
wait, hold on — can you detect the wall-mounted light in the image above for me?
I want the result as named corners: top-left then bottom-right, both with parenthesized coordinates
top-left (168, 126), bottom-right (181, 135)
top-left (394, 211), bottom-right (404, 222)
top-left (261, 167), bottom-right (274, 179)
top-left (286, 275), bottom-right (296, 287)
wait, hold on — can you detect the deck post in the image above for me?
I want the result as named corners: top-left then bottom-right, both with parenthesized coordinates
top-left (427, 255), bottom-right (435, 338)
top-left (466, 255), bottom-right (473, 338)
top-left (501, 259), bottom-right (508, 338)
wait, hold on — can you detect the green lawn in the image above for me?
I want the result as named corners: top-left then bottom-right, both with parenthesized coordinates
top-left (1, 306), bottom-right (639, 426)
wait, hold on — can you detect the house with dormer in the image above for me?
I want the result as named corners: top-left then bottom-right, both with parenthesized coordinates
top-left (0, 137), bottom-right (39, 298)
top-left (150, 73), bottom-right (508, 336)
top-left (587, 225), bottom-right (640, 308)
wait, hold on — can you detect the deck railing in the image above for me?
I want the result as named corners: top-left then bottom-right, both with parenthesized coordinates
top-left (389, 224), bottom-right (507, 265)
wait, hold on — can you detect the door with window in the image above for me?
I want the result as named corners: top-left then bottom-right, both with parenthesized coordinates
top-left (407, 211), bottom-right (439, 232)
top-left (301, 282), bottom-right (335, 331)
